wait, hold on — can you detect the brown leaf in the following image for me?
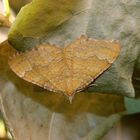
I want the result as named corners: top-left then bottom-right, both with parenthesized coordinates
top-left (8, 35), bottom-right (120, 100)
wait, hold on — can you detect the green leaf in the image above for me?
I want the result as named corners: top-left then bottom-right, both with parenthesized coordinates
top-left (125, 97), bottom-right (140, 115)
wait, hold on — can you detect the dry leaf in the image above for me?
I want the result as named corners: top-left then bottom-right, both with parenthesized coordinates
top-left (8, 35), bottom-right (120, 101)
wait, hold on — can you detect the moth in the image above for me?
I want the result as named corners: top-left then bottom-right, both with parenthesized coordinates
top-left (9, 35), bottom-right (120, 102)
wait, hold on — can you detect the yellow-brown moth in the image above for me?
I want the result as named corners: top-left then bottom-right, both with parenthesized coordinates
top-left (8, 35), bottom-right (121, 102)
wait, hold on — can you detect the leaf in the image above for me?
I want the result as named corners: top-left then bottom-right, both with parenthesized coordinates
top-left (125, 97), bottom-right (140, 115)
top-left (8, 0), bottom-right (140, 97)
top-left (8, 35), bottom-right (120, 100)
